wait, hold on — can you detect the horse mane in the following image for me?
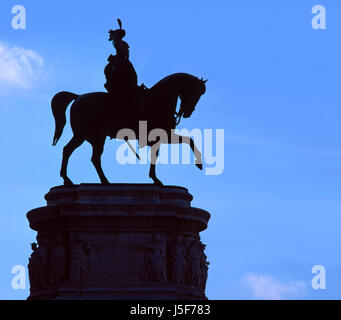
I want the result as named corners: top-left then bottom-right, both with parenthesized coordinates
top-left (150, 73), bottom-right (200, 93)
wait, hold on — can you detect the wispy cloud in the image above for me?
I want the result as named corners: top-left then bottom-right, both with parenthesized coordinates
top-left (0, 43), bottom-right (44, 90)
top-left (242, 273), bottom-right (307, 300)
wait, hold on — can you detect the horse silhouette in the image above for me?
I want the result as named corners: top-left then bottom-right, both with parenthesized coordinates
top-left (52, 73), bottom-right (207, 186)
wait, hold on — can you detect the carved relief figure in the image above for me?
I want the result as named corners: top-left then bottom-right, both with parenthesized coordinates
top-left (28, 242), bottom-right (39, 289)
top-left (49, 234), bottom-right (65, 284)
top-left (169, 236), bottom-right (186, 284)
top-left (186, 239), bottom-right (202, 287)
top-left (143, 234), bottom-right (168, 283)
top-left (37, 237), bottom-right (49, 287)
top-left (69, 234), bottom-right (91, 283)
top-left (199, 242), bottom-right (209, 291)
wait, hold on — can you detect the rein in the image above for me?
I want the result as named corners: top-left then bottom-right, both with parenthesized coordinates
top-left (174, 109), bottom-right (183, 126)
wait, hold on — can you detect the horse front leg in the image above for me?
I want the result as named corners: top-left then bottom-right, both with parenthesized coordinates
top-left (89, 136), bottom-right (109, 185)
top-left (171, 133), bottom-right (203, 170)
top-left (149, 141), bottom-right (163, 187)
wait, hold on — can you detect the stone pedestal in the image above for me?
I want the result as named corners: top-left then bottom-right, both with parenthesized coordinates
top-left (26, 184), bottom-right (210, 300)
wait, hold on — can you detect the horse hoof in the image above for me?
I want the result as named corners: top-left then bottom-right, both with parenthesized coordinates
top-left (152, 178), bottom-right (164, 187)
top-left (63, 178), bottom-right (74, 186)
top-left (195, 162), bottom-right (203, 170)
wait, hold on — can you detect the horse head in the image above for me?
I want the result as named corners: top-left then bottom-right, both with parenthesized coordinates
top-left (180, 77), bottom-right (207, 118)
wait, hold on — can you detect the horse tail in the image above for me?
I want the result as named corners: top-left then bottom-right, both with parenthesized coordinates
top-left (51, 91), bottom-right (78, 146)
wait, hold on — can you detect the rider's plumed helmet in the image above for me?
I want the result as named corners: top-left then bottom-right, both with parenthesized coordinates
top-left (108, 18), bottom-right (126, 42)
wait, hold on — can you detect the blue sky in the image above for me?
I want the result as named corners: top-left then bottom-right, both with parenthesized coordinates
top-left (0, 0), bottom-right (340, 299)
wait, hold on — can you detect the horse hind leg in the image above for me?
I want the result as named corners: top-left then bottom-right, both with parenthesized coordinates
top-left (60, 135), bottom-right (84, 185)
top-left (149, 141), bottom-right (163, 187)
top-left (89, 136), bottom-right (109, 185)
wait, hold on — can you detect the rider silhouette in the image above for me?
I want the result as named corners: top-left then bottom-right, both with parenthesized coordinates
top-left (104, 19), bottom-right (141, 102)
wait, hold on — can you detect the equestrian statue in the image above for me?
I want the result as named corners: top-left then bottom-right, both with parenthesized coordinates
top-left (51, 19), bottom-right (207, 186)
